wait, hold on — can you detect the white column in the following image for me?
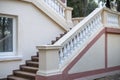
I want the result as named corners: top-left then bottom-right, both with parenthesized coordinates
top-left (65, 7), bottom-right (73, 28)
top-left (36, 45), bottom-right (61, 76)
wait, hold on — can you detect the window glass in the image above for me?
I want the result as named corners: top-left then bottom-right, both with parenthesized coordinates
top-left (0, 17), bottom-right (13, 52)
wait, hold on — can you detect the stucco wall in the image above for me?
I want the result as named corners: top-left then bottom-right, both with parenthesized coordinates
top-left (69, 34), bottom-right (105, 74)
top-left (0, 0), bottom-right (64, 78)
top-left (107, 34), bottom-right (120, 67)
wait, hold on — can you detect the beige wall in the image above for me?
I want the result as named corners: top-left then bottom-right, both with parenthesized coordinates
top-left (69, 34), bottom-right (105, 74)
top-left (0, 0), bottom-right (64, 78)
top-left (107, 34), bottom-right (120, 67)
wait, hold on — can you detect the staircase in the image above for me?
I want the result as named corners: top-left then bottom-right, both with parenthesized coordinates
top-left (6, 0), bottom-right (69, 79)
top-left (7, 53), bottom-right (39, 80)
top-left (7, 31), bottom-right (67, 80)
top-left (5, 0), bottom-right (120, 80)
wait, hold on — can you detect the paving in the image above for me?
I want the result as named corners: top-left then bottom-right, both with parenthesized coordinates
top-left (94, 74), bottom-right (120, 80)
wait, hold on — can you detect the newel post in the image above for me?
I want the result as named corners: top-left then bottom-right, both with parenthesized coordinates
top-left (102, 10), bottom-right (108, 27)
top-left (119, 15), bottom-right (120, 27)
top-left (36, 45), bottom-right (61, 77)
top-left (65, 7), bottom-right (73, 28)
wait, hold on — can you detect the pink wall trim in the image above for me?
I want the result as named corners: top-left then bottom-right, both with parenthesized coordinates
top-left (61, 0), bottom-right (65, 3)
top-left (36, 28), bottom-right (120, 80)
top-left (105, 31), bottom-right (108, 68)
top-left (63, 29), bottom-right (106, 73)
top-left (69, 66), bottom-right (120, 80)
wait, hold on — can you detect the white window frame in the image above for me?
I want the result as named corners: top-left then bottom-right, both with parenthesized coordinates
top-left (0, 14), bottom-right (21, 61)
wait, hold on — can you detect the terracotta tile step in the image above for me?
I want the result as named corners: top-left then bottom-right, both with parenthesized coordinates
top-left (20, 65), bottom-right (38, 73)
top-left (7, 75), bottom-right (29, 80)
top-left (31, 56), bottom-right (38, 62)
top-left (26, 60), bottom-right (38, 67)
top-left (13, 70), bottom-right (36, 80)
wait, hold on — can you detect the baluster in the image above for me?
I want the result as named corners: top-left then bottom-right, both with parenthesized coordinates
top-left (60, 5), bottom-right (63, 16)
top-left (44, 0), bottom-right (47, 3)
top-left (62, 47), bottom-right (66, 60)
top-left (79, 31), bottom-right (83, 42)
top-left (92, 19), bottom-right (96, 31)
top-left (59, 5), bottom-right (63, 16)
top-left (96, 16), bottom-right (99, 28)
top-left (59, 5), bottom-right (61, 15)
top-left (85, 26), bottom-right (90, 37)
top-left (50, 0), bottom-right (54, 8)
top-left (99, 15), bottom-right (102, 27)
top-left (83, 28), bottom-right (87, 40)
top-left (54, 0), bottom-right (57, 12)
top-left (85, 26), bottom-right (89, 37)
top-left (56, 2), bottom-right (59, 13)
top-left (68, 42), bottom-right (72, 54)
top-left (59, 49), bottom-right (64, 64)
top-left (62, 8), bottom-right (65, 17)
top-left (70, 39), bottom-right (74, 51)
top-left (87, 24), bottom-right (91, 36)
top-left (81, 30), bottom-right (84, 42)
top-left (47, 0), bottom-right (50, 5)
top-left (66, 44), bottom-right (70, 57)
top-left (77, 32), bottom-right (81, 46)
top-left (65, 44), bottom-right (68, 57)
top-left (73, 35), bottom-right (77, 49)
top-left (90, 21), bottom-right (93, 33)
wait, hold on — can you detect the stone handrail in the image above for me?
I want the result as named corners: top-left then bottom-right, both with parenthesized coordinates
top-left (21, 0), bottom-right (73, 31)
top-left (54, 7), bottom-right (103, 68)
top-left (43, 0), bottom-right (73, 28)
top-left (43, 0), bottom-right (67, 18)
top-left (103, 8), bottom-right (120, 28)
top-left (72, 17), bottom-right (84, 26)
top-left (37, 7), bottom-right (120, 76)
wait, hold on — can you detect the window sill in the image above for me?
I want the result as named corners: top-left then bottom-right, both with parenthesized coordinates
top-left (0, 55), bottom-right (22, 62)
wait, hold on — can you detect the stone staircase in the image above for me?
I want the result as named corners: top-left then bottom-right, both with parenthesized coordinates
top-left (7, 32), bottom-right (67, 80)
top-left (94, 74), bottom-right (120, 80)
top-left (7, 53), bottom-right (39, 80)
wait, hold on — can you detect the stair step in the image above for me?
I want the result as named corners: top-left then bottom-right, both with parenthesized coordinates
top-left (7, 75), bottom-right (29, 80)
top-left (20, 65), bottom-right (38, 73)
top-left (31, 56), bottom-right (38, 62)
top-left (60, 34), bottom-right (64, 37)
top-left (14, 70), bottom-right (36, 79)
top-left (26, 60), bottom-right (38, 67)
top-left (56, 37), bottom-right (60, 41)
top-left (37, 52), bottom-right (39, 57)
top-left (51, 40), bottom-right (56, 44)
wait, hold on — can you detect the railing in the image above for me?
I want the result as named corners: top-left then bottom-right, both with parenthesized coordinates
top-left (54, 8), bottom-right (103, 67)
top-left (106, 12), bottom-right (119, 27)
top-left (37, 7), bottom-right (120, 76)
top-left (72, 17), bottom-right (84, 26)
top-left (44, 0), bottom-right (65, 17)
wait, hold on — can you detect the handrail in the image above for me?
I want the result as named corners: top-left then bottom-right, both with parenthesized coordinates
top-left (54, 7), bottom-right (103, 67)
top-left (43, 0), bottom-right (66, 17)
top-left (37, 7), bottom-right (120, 76)
top-left (54, 7), bottom-right (103, 45)
top-left (53, 7), bottom-right (120, 68)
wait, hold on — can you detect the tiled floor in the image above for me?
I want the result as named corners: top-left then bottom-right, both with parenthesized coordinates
top-left (94, 74), bottom-right (120, 80)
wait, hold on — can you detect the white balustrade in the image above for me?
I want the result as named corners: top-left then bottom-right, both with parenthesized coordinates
top-left (44, 0), bottom-right (65, 17)
top-left (37, 8), bottom-right (120, 76)
top-left (58, 12), bottom-right (102, 67)
top-left (106, 13), bottom-right (119, 27)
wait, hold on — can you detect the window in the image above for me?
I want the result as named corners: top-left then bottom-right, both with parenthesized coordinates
top-left (0, 17), bottom-right (13, 52)
top-left (0, 15), bottom-right (16, 56)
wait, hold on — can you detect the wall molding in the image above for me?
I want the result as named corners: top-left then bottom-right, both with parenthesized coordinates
top-left (36, 27), bottom-right (120, 80)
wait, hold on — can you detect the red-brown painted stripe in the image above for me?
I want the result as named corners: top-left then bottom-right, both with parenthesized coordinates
top-left (106, 27), bottom-right (120, 34)
top-left (105, 31), bottom-right (108, 68)
top-left (63, 28), bottom-right (106, 74)
top-left (69, 66), bottom-right (120, 80)
top-left (61, 0), bottom-right (65, 3)
top-left (36, 27), bottom-right (120, 80)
